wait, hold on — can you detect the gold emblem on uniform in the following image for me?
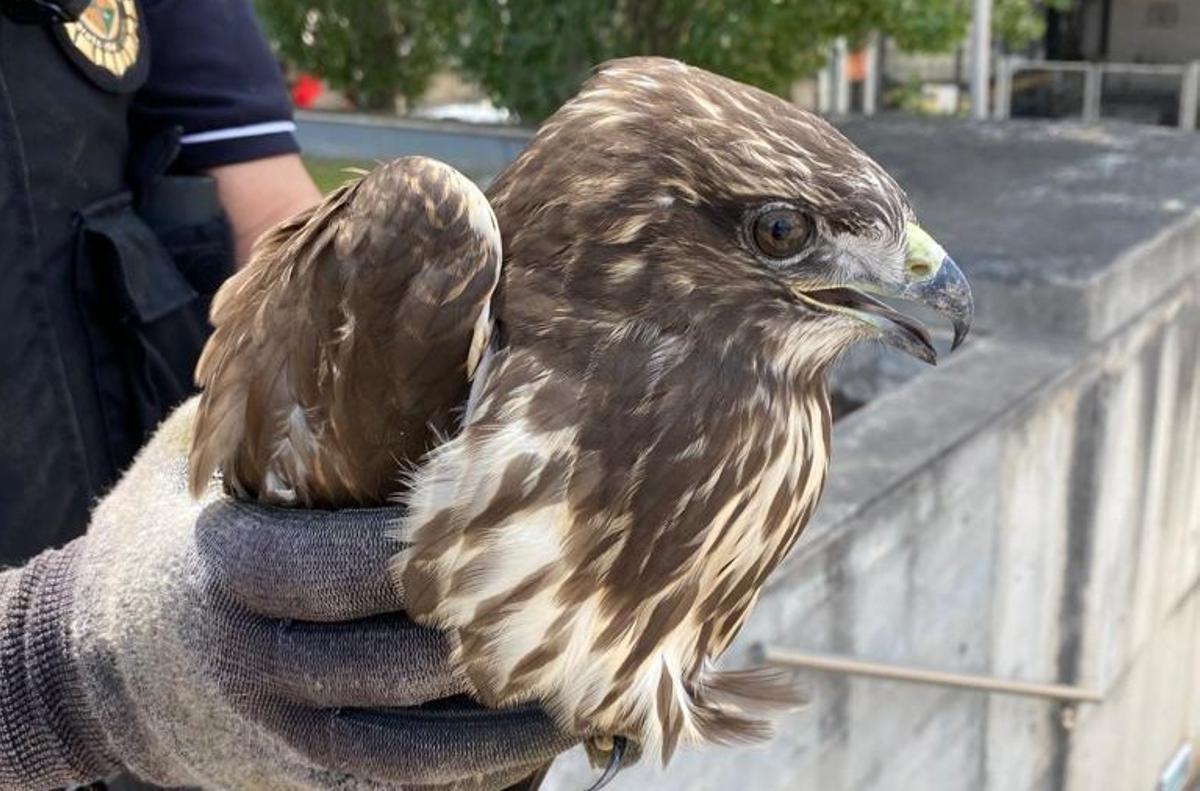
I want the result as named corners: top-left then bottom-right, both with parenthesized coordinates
top-left (62, 0), bottom-right (140, 78)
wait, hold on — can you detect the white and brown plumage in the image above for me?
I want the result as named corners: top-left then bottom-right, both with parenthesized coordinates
top-left (190, 57), bottom-right (973, 773)
top-left (191, 158), bottom-right (499, 506)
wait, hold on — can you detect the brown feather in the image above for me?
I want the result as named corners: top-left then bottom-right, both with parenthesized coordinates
top-left (189, 157), bottom-right (500, 505)
top-left (696, 666), bottom-right (808, 712)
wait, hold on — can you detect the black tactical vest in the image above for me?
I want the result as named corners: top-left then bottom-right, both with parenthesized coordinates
top-left (0, 1), bottom-right (232, 564)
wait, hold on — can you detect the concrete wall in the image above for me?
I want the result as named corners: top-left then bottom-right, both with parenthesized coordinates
top-left (539, 121), bottom-right (1200, 791)
top-left (1107, 0), bottom-right (1200, 64)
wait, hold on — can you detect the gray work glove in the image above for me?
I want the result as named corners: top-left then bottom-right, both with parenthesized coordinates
top-left (0, 397), bottom-right (573, 790)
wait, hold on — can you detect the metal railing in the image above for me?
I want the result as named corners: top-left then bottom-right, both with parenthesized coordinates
top-left (758, 645), bottom-right (1103, 704)
top-left (994, 57), bottom-right (1200, 131)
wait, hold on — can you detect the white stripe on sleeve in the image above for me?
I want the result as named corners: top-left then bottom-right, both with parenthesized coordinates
top-left (179, 121), bottom-right (297, 145)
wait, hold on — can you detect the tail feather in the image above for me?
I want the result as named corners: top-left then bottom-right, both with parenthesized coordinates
top-left (691, 702), bottom-right (775, 747)
top-left (645, 662), bottom-right (806, 765)
top-left (683, 664), bottom-right (807, 757)
top-left (697, 665), bottom-right (808, 712)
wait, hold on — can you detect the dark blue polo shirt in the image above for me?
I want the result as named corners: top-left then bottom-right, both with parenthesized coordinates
top-left (134, 0), bottom-right (300, 171)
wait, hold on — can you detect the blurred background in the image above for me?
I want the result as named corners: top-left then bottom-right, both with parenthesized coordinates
top-left (251, 2), bottom-right (1200, 789)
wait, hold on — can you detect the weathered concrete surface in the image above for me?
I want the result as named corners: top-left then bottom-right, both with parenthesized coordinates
top-left (295, 110), bottom-right (529, 178)
top-left (843, 118), bottom-right (1200, 343)
top-left (540, 120), bottom-right (1200, 791)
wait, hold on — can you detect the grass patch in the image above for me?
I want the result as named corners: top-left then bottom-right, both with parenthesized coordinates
top-left (305, 156), bottom-right (496, 194)
top-left (303, 157), bottom-right (377, 193)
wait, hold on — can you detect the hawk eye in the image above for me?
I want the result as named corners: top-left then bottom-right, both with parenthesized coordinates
top-left (752, 207), bottom-right (812, 259)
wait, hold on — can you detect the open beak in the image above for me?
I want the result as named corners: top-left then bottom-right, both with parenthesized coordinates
top-left (798, 223), bottom-right (974, 365)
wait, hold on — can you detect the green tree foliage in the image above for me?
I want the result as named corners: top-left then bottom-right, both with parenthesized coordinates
top-left (254, 0), bottom-right (455, 110)
top-left (257, 0), bottom-right (1070, 121)
top-left (995, 0), bottom-right (1073, 49)
top-left (456, 0), bottom-right (1067, 122)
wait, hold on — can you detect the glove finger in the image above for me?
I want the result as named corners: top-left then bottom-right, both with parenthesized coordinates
top-left (421, 761), bottom-right (554, 791)
top-left (390, 760), bottom-right (555, 791)
top-left (196, 498), bottom-right (409, 620)
top-left (285, 703), bottom-right (577, 786)
top-left (268, 613), bottom-right (468, 706)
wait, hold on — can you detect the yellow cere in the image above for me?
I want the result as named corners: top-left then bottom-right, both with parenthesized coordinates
top-left (905, 222), bottom-right (947, 279)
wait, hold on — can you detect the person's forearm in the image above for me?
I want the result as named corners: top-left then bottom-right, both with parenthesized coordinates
top-left (206, 153), bottom-right (322, 267)
top-left (0, 544), bottom-right (117, 790)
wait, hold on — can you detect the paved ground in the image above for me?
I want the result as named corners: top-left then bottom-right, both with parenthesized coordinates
top-left (838, 118), bottom-right (1200, 284)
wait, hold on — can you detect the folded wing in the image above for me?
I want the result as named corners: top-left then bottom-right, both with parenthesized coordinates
top-left (189, 157), bottom-right (501, 506)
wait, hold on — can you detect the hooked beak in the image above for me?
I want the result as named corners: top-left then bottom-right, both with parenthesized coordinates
top-left (798, 223), bottom-right (974, 365)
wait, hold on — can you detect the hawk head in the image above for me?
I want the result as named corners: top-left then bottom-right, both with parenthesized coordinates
top-left (488, 56), bottom-right (972, 372)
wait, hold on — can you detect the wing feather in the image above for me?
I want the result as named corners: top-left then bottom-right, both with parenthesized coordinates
top-left (189, 157), bottom-right (501, 505)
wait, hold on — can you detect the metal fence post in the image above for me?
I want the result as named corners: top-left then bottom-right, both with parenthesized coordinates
top-left (969, 0), bottom-right (993, 120)
top-left (833, 37), bottom-right (851, 115)
top-left (993, 56), bottom-right (1013, 120)
top-left (863, 33), bottom-right (880, 116)
top-left (1083, 63), bottom-right (1103, 123)
top-left (817, 61), bottom-right (833, 115)
top-left (1180, 61), bottom-right (1200, 131)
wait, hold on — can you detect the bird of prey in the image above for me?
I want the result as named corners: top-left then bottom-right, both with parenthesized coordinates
top-left (189, 57), bottom-right (972, 781)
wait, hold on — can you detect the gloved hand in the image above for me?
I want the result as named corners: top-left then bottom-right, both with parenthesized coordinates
top-left (0, 397), bottom-right (574, 790)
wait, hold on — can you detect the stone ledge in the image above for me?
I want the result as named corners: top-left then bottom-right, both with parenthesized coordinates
top-left (838, 118), bottom-right (1200, 344)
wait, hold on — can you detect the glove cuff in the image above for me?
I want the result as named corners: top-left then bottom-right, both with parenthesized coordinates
top-left (0, 542), bottom-right (120, 788)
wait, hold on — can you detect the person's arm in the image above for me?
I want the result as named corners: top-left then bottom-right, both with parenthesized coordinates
top-left (207, 153), bottom-right (321, 266)
top-left (132, 0), bottom-right (321, 265)
top-left (0, 546), bottom-right (117, 789)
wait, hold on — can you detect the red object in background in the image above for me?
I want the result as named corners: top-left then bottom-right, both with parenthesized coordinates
top-left (848, 50), bottom-right (868, 82)
top-left (291, 73), bottom-right (323, 109)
